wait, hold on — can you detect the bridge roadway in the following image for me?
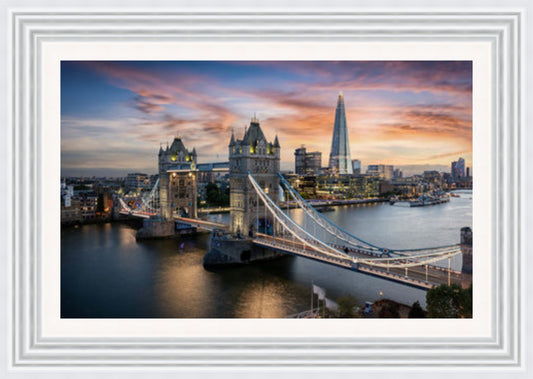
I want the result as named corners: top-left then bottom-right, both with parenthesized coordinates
top-left (119, 210), bottom-right (155, 218)
top-left (118, 210), bottom-right (229, 231)
top-left (336, 245), bottom-right (463, 282)
top-left (253, 234), bottom-right (461, 290)
top-left (174, 216), bottom-right (229, 231)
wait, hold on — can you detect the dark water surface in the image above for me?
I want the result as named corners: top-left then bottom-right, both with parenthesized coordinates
top-left (61, 192), bottom-right (472, 318)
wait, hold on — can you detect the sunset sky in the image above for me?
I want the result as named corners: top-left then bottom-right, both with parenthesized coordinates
top-left (61, 61), bottom-right (472, 177)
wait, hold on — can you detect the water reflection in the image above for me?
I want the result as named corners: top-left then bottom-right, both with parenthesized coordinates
top-left (233, 278), bottom-right (290, 318)
top-left (62, 197), bottom-right (471, 318)
top-left (154, 251), bottom-right (220, 318)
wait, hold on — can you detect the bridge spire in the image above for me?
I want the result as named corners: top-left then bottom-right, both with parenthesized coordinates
top-left (229, 128), bottom-right (236, 146)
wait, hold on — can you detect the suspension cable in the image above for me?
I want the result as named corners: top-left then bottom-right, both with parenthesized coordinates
top-left (279, 173), bottom-right (460, 256)
top-left (247, 173), bottom-right (352, 261)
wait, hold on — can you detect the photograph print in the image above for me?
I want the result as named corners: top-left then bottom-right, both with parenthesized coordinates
top-left (60, 61), bottom-right (472, 319)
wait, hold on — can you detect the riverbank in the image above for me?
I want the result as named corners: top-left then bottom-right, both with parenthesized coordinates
top-left (309, 198), bottom-right (387, 207)
top-left (197, 198), bottom-right (388, 214)
top-left (61, 217), bottom-right (143, 228)
top-left (364, 299), bottom-right (415, 318)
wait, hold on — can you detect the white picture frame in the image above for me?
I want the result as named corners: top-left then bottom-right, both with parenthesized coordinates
top-left (0, 1), bottom-right (530, 377)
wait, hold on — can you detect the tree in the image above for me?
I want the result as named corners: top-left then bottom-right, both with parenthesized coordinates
top-left (408, 301), bottom-right (426, 318)
top-left (336, 295), bottom-right (358, 318)
top-left (205, 182), bottom-right (220, 206)
top-left (378, 301), bottom-right (400, 318)
top-left (220, 187), bottom-right (230, 206)
top-left (426, 284), bottom-right (472, 318)
top-left (205, 182), bottom-right (230, 207)
top-left (96, 193), bottom-right (105, 214)
top-left (459, 284), bottom-right (472, 318)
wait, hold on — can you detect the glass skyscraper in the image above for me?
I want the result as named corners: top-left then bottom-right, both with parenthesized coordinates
top-left (328, 92), bottom-right (353, 175)
top-left (451, 157), bottom-right (466, 180)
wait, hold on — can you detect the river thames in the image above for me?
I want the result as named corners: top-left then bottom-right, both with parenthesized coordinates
top-left (61, 191), bottom-right (472, 318)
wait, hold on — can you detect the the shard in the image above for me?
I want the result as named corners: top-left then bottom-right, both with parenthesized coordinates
top-left (328, 92), bottom-right (353, 175)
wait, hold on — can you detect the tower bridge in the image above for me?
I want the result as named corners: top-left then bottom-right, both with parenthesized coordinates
top-left (118, 114), bottom-right (471, 290)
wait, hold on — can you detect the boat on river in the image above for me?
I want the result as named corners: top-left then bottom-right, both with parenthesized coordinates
top-left (393, 194), bottom-right (450, 207)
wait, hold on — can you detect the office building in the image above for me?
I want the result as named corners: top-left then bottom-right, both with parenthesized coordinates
top-left (351, 159), bottom-right (361, 175)
top-left (295, 146), bottom-right (322, 176)
top-left (451, 157), bottom-right (465, 180)
top-left (366, 164), bottom-right (394, 180)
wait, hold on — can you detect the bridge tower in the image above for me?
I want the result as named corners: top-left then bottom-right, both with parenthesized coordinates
top-left (136, 137), bottom-right (197, 239)
top-left (158, 137), bottom-right (197, 220)
top-left (228, 117), bottom-right (280, 237)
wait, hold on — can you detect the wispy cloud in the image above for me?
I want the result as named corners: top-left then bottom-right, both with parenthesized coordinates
top-left (61, 61), bottom-right (472, 175)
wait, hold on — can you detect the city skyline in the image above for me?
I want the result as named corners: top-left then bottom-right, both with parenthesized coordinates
top-left (61, 61), bottom-right (472, 177)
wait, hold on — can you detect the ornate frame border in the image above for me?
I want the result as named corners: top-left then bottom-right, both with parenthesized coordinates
top-left (2, 5), bottom-right (528, 377)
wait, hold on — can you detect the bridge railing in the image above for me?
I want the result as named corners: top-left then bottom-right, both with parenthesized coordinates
top-left (254, 234), bottom-right (353, 265)
top-left (248, 173), bottom-right (354, 263)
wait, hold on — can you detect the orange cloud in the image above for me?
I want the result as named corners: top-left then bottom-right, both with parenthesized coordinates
top-left (63, 61), bottom-right (472, 174)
